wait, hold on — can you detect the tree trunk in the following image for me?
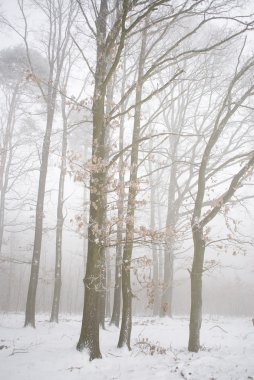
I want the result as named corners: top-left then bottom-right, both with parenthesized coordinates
top-left (188, 226), bottom-right (205, 352)
top-left (25, 107), bottom-right (55, 327)
top-left (149, 137), bottom-right (159, 316)
top-left (118, 241), bottom-right (132, 349)
top-left (105, 253), bottom-right (111, 318)
top-left (76, 114), bottom-right (106, 358)
top-left (50, 92), bottom-right (68, 323)
top-left (118, 24), bottom-right (147, 349)
top-left (111, 236), bottom-right (122, 326)
top-left (152, 243), bottom-right (160, 316)
top-left (98, 249), bottom-right (106, 329)
top-left (77, 0), bottom-right (108, 360)
top-left (160, 157), bottom-right (176, 318)
top-left (110, 53), bottom-right (126, 327)
top-left (0, 150), bottom-right (12, 254)
top-left (24, 2), bottom-right (73, 327)
top-left (160, 244), bottom-right (174, 317)
top-left (97, 54), bottom-right (116, 329)
top-left (0, 86), bottom-right (18, 254)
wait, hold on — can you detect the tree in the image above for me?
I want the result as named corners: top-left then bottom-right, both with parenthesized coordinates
top-left (188, 55), bottom-right (254, 352)
top-left (50, 76), bottom-right (69, 323)
top-left (17, 0), bottom-right (77, 327)
top-left (76, 0), bottom-right (171, 360)
top-left (0, 46), bottom-right (47, 255)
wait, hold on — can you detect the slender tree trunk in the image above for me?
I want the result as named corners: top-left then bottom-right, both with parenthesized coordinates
top-left (152, 243), bottom-right (159, 316)
top-left (0, 149), bottom-right (12, 254)
top-left (50, 92), bottom-right (68, 323)
top-left (24, 2), bottom-right (73, 327)
top-left (111, 55), bottom-right (126, 327)
top-left (156, 190), bottom-right (164, 285)
top-left (0, 86), bottom-right (18, 254)
top-left (111, 230), bottom-right (123, 326)
top-left (98, 58), bottom-right (116, 329)
top-left (160, 244), bottom-right (174, 317)
top-left (160, 159), bottom-right (176, 318)
top-left (188, 226), bottom-right (205, 352)
top-left (106, 252), bottom-right (111, 318)
top-left (25, 106), bottom-right (55, 327)
top-left (149, 141), bottom-right (159, 316)
top-left (118, 25), bottom-right (147, 349)
top-left (25, 2), bottom-right (73, 327)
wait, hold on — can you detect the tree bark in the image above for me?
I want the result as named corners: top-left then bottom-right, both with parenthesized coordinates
top-left (0, 85), bottom-right (18, 254)
top-left (160, 244), bottom-right (174, 317)
top-left (77, 0), bottom-right (108, 360)
top-left (105, 253), bottom-right (111, 318)
top-left (149, 140), bottom-right (159, 316)
top-left (160, 158), bottom-right (176, 318)
top-left (24, 2), bottom-right (73, 327)
top-left (118, 23), bottom-right (147, 349)
top-left (25, 107), bottom-right (55, 327)
top-left (111, 55), bottom-right (126, 327)
top-left (188, 226), bottom-right (205, 352)
top-left (50, 91), bottom-right (68, 323)
top-left (152, 243), bottom-right (159, 316)
top-left (98, 54), bottom-right (116, 329)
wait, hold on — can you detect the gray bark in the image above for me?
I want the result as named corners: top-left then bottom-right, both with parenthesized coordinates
top-left (111, 54), bottom-right (126, 327)
top-left (50, 91), bottom-right (68, 323)
top-left (0, 85), bottom-right (18, 254)
top-left (118, 24), bottom-right (147, 350)
top-left (24, 3), bottom-right (72, 327)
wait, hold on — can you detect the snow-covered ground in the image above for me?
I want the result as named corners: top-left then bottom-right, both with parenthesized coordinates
top-left (0, 313), bottom-right (253, 380)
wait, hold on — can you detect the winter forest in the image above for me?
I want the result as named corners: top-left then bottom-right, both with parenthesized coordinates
top-left (0, 0), bottom-right (254, 379)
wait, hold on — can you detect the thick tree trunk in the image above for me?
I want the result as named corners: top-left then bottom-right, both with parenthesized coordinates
top-left (50, 93), bottom-right (68, 323)
top-left (77, 0), bottom-right (108, 359)
top-left (83, 147), bottom-right (88, 274)
top-left (77, 241), bottom-right (103, 359)
top-left (188, 226), bottom-right (205, 352)
top-left (76, 109), bottom-right (106, 358)
top-left (98, 249), bottom-right (106, 329)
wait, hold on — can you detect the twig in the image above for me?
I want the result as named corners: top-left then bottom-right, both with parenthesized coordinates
top-left (209, 325), bottom-right (228, 333)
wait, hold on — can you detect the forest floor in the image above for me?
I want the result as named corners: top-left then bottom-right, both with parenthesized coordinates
top-left (0, 313), bottom-right (253, 380)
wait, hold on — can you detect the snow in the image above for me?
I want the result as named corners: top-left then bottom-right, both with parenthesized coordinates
top-left (0, 313), bottom-right (254, 380)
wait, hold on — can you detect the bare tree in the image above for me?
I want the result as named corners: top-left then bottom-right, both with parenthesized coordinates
top-left (76, 0), bottom-right (172, 360)
top-left (18, 0), bottom-right (77, 327)
top-left (188, 55), bottom-right (254, 352)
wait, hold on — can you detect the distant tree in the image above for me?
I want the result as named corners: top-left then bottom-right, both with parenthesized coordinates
top-left (10, 0), bottom-right (78, 328)
top-left (0, 46), bottom-right (47, 255)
